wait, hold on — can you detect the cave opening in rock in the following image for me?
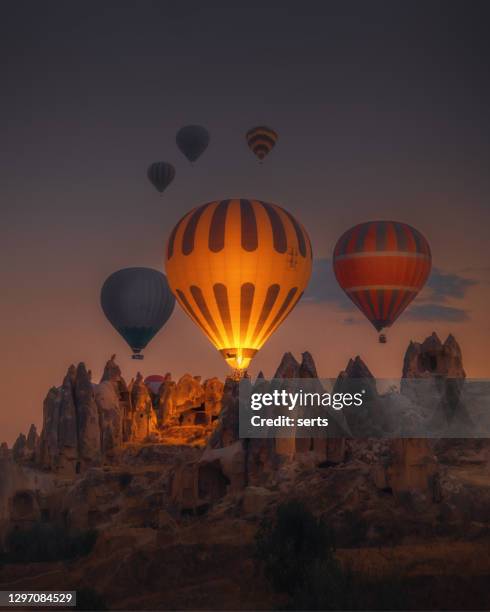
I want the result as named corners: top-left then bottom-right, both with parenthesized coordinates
top-left (198, 461), bottom-right (230, 502)
top-left (418, 352), bottom-right (438, 372)
top-left (12, 491), bottom-right (35, 519)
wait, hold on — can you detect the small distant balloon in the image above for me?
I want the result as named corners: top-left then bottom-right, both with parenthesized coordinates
top-left (100, 268), bottom-right (175, 360)
top-left (144, 374), bottom-right (167, 394)
top-left (246, 126), bottom-right (278, 161)
top-left (176, 125), bottom-right (210, 162)
top-left (147, 162), bottom-right (175, 193)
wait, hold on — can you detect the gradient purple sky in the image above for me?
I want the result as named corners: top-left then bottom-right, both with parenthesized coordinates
top-left (1, 1), bottom-right (489, 444)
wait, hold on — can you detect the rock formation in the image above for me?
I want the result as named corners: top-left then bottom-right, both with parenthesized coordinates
top-left (129, 373), bottom-right (157, 442)
top-left (75, 363), bottom-right (101, 466)
top-left (401, 333), bottom-right (472, 429)
top-left (402, 332), bottom-right (465, 379)
top-left (99, 355), bottom-right (131, 444)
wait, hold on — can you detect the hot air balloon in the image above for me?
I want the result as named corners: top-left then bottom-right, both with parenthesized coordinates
top-left (144, 374), bottom-right (167, 394)
top-left (101, 268), bottom-right (175, 359)
top-left (246, 126), bottom-right (278, 161)
top-left (333, 221), bottom-right (432, 342)
top-left (176, 125), bottom-right (210, 162)
top-left (147, 162), bottom-right (175, 193)
top-left (165, 199), bottom-right (312, 374)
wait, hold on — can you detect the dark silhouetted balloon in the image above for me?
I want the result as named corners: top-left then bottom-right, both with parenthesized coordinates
top-left (176, 125), bottom-right (210, 162)
top-left (100, 268), bottom-right (175, 359)
top-left (246, 126), bottom-right (278, 161)
top-left (147, 162), bottom-right (175, 193)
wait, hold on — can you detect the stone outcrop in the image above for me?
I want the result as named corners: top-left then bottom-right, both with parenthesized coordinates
top-left (129, 373), bottom-right (157, 442)
top-left (202, 377), bottom-right (224, 418)
top-left (32, 357), bottom-right (224, 473)
top-left (374, 439), bottom-right (439, 503)
top-left (100, 355), bottom-right (132, 443)
top-left (402, 332), bottom-right (465, 379)
top-left (12, 434), bottom-right (27, 463)
top-left (75, 363), bottom-right (101, 466)
top-left (38, 359), bottom-right (126, 474)
top-left (56, 366), bottom-right (79, 474)
top-left (401, 333), bottom-right (472, 429)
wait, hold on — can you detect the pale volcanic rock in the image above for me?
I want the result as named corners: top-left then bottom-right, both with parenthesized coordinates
top-left (39, 386), bottom-right (61, 469)
top-left (130, 373), bottom-right (157, 442)
top-left (202, 377), bottom-right (224, 418)
top-left (375, 438), bottom-right (439, 502)
top-left (100, 355), bottom-right (133, 442)
top-left (401, 333), bottom-right (471, 428)
top-left (299, 351), bottom-right (318, 378)
top-left (26, 425), bottom-right (38, 453)
top-left (94, 381), bottom-right (123, 456)
top-left (12, 434), bottom-right (27, 463)
top-left (57, 365), bottom-right (79, 474)
top-left (75, 363), bottom-right (101, 466)
top-left (273, 351), bottom-right (301, 378)
top-left (0, 443), bottom-right (9, 461)
top-left (208, 378), bottom-right (240, 449)
top-left (241, 485), bottom-right (275, 516)
top-left (174, 374), bottom-right (205, 414)
top-left (156, 377), bottom-right (177, 425)
top-left (402, 332), bottom-right (466, 379)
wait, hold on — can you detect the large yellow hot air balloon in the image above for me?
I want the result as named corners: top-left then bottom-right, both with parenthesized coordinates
top-left (165, 199), bottom-right (312, 373)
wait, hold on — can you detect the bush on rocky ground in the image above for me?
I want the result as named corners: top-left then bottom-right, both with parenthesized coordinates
top-left (1, 523), bottom-right (97, 563)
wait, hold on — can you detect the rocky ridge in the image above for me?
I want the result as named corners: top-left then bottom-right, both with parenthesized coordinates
top-left (1, 333), bottom-right (490, 610)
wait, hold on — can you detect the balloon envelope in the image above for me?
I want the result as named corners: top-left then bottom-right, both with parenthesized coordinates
top-left (165, 199), bottom-right (312, 371)
top-left (144, 374), bottom-right (167, 394)
top-left (176, 125), bottom-right (210, 162)
top-left (246, 126), bottom-right (278, 161)
top-left (147, 162), bottom-right (175, 193)
top-left (101, 268), bottom-right (175, 358)
top-left (333, 221), bottom-right (432, 334)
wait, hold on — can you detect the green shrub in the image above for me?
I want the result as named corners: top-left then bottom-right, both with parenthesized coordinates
top-left (118, 471), bottom-right (133, 489)
top-left (255, 500), bottom-right (407, 610)
top-left (255, 500), bottom-right (336, 596)
top-left (286, 564), bottom-right (407, 611)
top-left (5, 523), bottom-right (97, 563)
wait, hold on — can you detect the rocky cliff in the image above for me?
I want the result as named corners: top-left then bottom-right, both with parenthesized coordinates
top-left (1, 333), bottom-right (490, 610)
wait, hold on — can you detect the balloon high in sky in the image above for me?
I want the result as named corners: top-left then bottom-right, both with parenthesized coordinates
top-left (176, 125), bottom-right (210, 162)
top-left (333, 221), bottom-right (432, 342)
top-left (147, 162), bottom-right (175, 193)
top-left (100, 268), bottom-right (175, 359)
top-left (246, 126), bottom-right (278, 161)
top-left (165, 199), bottom-right (312, 373)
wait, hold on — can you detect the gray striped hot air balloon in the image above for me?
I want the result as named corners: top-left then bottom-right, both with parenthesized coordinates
top-left (176, 125), bottom-right (210, 162)
top-left (101, 268), bottom-right (175, 359)
top-left (147, 162), bottom-right (175, 193)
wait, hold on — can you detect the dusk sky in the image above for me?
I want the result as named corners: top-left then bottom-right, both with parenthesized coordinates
top-left (1, 1), bottom-right (490, 445)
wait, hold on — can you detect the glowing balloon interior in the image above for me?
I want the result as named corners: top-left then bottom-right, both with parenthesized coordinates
top-left (165, 199), bottom-right (312, 372)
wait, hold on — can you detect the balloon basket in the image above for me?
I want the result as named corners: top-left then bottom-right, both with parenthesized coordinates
top-left (378, 334), bottom-right (387, 344)
top-left (230, 369), bottom-right (246, 381)
top-left (132, 354), bottom-right (144, 360)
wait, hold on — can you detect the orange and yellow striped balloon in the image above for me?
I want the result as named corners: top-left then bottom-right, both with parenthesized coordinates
top-left (246, 126), bottom-right (278, 161)
top-left (333, 221), bottom-right (432, 337)
top-left (165, 199), bottom-right (312, 372)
